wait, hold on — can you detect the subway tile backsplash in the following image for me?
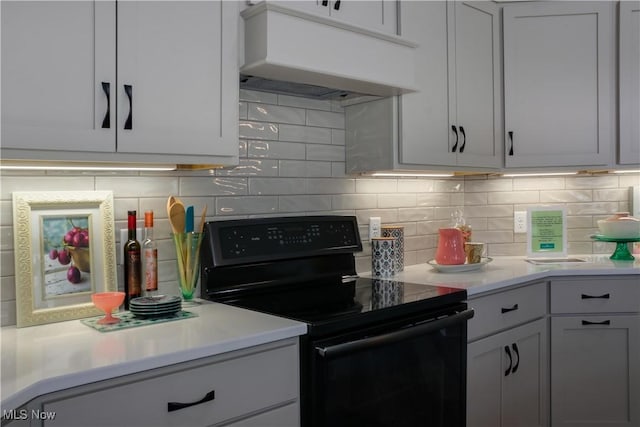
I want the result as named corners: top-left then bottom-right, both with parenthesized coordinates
top-left (0, 89), bottom-right (638, 326)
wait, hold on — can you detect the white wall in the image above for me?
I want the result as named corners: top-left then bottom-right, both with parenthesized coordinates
top-left (1, 89), bottom-right (637, 326)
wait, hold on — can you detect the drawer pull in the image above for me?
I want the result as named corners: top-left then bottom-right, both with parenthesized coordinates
top-left (101, 82), bottom-right (110, 129)
top-left (124, 84), bottom-right (133, 130)
top-left (504, 345), bottom-right (512, 377)
top-left (167, 390), bottom-right (215, 412)
top-left (581, 293), bottom-right (610, 299)
top-left (501, 304), bottom-right (519, 314)
top-left (581, 320), bottom-right (611, 326)
top-left (511, 343), bottom-right (520, 374)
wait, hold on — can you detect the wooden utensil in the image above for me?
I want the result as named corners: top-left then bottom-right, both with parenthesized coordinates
top-left (168, 200), bottom-right (186, 234)
top-left (198, 205), bottom-right (208, 233)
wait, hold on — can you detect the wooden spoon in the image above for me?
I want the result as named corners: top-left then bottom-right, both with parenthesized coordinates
top-left (166, 196), bottom-right (176, 215)
top-left (168, 201), bottom-right (186, 234)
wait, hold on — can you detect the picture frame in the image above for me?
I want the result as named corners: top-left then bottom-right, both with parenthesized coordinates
top-left (526, 205), bottom-right (568, 259)
top-left (12, 191), bottom-right (117, 327)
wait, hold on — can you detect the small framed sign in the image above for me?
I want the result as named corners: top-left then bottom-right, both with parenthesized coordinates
top-left (526, 206), bottom-right (567, 259)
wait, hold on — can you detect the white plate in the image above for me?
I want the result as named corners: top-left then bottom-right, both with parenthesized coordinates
top-left (428, 257), bottom-right (493, 273)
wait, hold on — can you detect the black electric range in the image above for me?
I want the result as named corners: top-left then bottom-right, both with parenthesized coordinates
top-left (200, 216), bottom-right (472, 427)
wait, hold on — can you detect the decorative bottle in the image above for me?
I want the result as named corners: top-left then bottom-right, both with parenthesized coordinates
top-left (143, 210), bottom-right (158, 296)
top-left (124, 210), bottom-right (141, 309)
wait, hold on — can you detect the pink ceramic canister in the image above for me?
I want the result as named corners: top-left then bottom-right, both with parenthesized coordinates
top-left (435, 228), bottom-right (466, 265)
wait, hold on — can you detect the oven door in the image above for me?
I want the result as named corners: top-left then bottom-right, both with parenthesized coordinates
top-left (307, 307), bottom-right (473, 427)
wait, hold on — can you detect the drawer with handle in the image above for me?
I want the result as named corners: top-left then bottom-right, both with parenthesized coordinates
top-left (468, 281), bottom-right (547, 341)
top-left (39, 339), bottom-right (299, 426)
top-left (550, 276), bottom-right (640, 314)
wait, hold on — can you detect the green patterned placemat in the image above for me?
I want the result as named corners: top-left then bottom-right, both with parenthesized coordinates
top-left (81, 310), bottom-right (197, 332)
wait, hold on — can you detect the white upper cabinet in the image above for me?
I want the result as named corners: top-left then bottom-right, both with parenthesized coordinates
top-left (503, 1), bottom-right (615, 169)
top-left (619, 1), bottom-right (640, 166)
top-left (448, 1), bottom-right (502, 168)
top-left (346, 1), bottom-right (501, 173)
top-left (116, 2), bottom-right (237, 158)
top-left (267, 0), bottom-right (397, 35)
top-left (1, 1), bottom-right (239, 165)
top-left (1, 1), bottom-right (116, 153)
top-left (403, 0), bottom-right (503, 169)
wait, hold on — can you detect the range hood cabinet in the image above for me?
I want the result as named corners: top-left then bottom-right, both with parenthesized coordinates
top-left (240, 2), bottom-right (418, 99)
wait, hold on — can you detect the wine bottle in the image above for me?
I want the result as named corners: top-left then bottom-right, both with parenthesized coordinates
top-left (124, 210), bottom-right (141, 309)
top-left (142, 210), bottom-right (158, 296)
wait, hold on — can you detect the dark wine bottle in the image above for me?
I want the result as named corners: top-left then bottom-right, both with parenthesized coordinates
top-left (124, 210), bottom-right (141, 309)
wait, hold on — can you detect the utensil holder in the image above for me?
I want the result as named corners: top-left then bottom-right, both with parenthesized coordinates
top-left (371, 237), bottom-right (396, 277)
top-left (381, 225), bottom-right (404, 271)
top-left (172, 232), bottom-right (203, 302)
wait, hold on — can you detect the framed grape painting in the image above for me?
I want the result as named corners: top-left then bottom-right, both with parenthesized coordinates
top-left (12, 191), bottom-right (117, 327)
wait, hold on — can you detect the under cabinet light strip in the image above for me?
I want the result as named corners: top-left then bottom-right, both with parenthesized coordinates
top-left (370, 172), bottom-right (454, 177)
top-left (0, 162), bottom-right (177, 171)
top-left (612, 170), bottom-right (640, 174)
top-left (501, 172), bottom-right (578, 177)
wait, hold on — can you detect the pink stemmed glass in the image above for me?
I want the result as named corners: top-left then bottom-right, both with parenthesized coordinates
top-left (92, 292), bottom-right (125, 324)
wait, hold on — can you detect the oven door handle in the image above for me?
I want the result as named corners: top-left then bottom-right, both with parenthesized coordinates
top-left (315, 308), bottom-right (474, 359)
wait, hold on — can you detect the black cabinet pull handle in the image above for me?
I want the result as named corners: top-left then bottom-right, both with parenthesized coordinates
top-left (501, 304), bottom-right (519, 314)
top-left (321, 0), bottom-right (328, 6)
top-left (333, 0), bottom-right (341, 9)
top-left (581, 293), bottom-right (610, 299)
top-left (511, 343), bottom-right (520, 374)
top-left (451, 125), bottom-right (459, 152)
top-left (582, 320), bottom-right (611, 326)
top-left (101, 82), bottom-right (110, 129)
top-left (168, 390), bottom-right (215, 412)
top-left (508, 131), bottom-right (514, 156)
top-left (504, 345), bottom-right (512, 377)
top-left (124, 84), bottom-right (133, 130)
top-left (459, 126), bottom-right (466, 153)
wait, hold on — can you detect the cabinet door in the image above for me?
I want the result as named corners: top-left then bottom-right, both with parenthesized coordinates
top-left (551, 315), bottom-right (640, 427)
top-left (503, 2), bottom-right (614, 168)
top-left (398, 0), bottom-right (453, 166)
top-left (330, 1), bottom-right (397, 35)
top-left (1, 1), bottom-right (116, 152)
top-left (468, 319), bottom-right (547, 427)
top-left (268, 1), bottom-right (325, 16)
top-left (450, 1), bottom-right (501, 168)
top-left (116, 1), bottom-right (238, 157)
top-left (619, 1), bottom-right (640, 165)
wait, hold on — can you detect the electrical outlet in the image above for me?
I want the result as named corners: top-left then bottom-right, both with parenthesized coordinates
top-left (369, 217), bottom-right (381, 239)
top-left (514, 211), bottom-right (527, 233)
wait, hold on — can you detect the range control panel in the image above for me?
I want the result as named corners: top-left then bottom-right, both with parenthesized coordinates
top-left (204, 216), bottom-right (362, 266)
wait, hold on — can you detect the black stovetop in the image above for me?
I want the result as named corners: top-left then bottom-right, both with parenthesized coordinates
top-left (222, 277), bottom-right (467, 337)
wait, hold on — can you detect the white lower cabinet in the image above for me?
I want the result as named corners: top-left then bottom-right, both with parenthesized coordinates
top-left (550, 277), bottom-right (640, 427)
top-left (466, 282), bottom-right (548, 427)
top-left (28, 339), bottom-right (300, 427)
top-left (468, 319), bottom-right (547, 427)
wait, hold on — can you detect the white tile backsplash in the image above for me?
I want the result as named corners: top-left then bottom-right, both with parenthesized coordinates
top-left (247, 103), bottom-right (306, 125)
top-left (306, 109), bottom-right (345, 129)
top-left (0, 89), bottom-right (637, 326)
top-left (279, 124), bottom-right (332, 144)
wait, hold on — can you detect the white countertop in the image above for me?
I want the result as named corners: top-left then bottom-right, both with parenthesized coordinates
top-left (364, 255), bottom-right (640, 297)
top-left (0, 301), bottom-right (307, 413)
top-left (2, 255), bottom-right (638, 413)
